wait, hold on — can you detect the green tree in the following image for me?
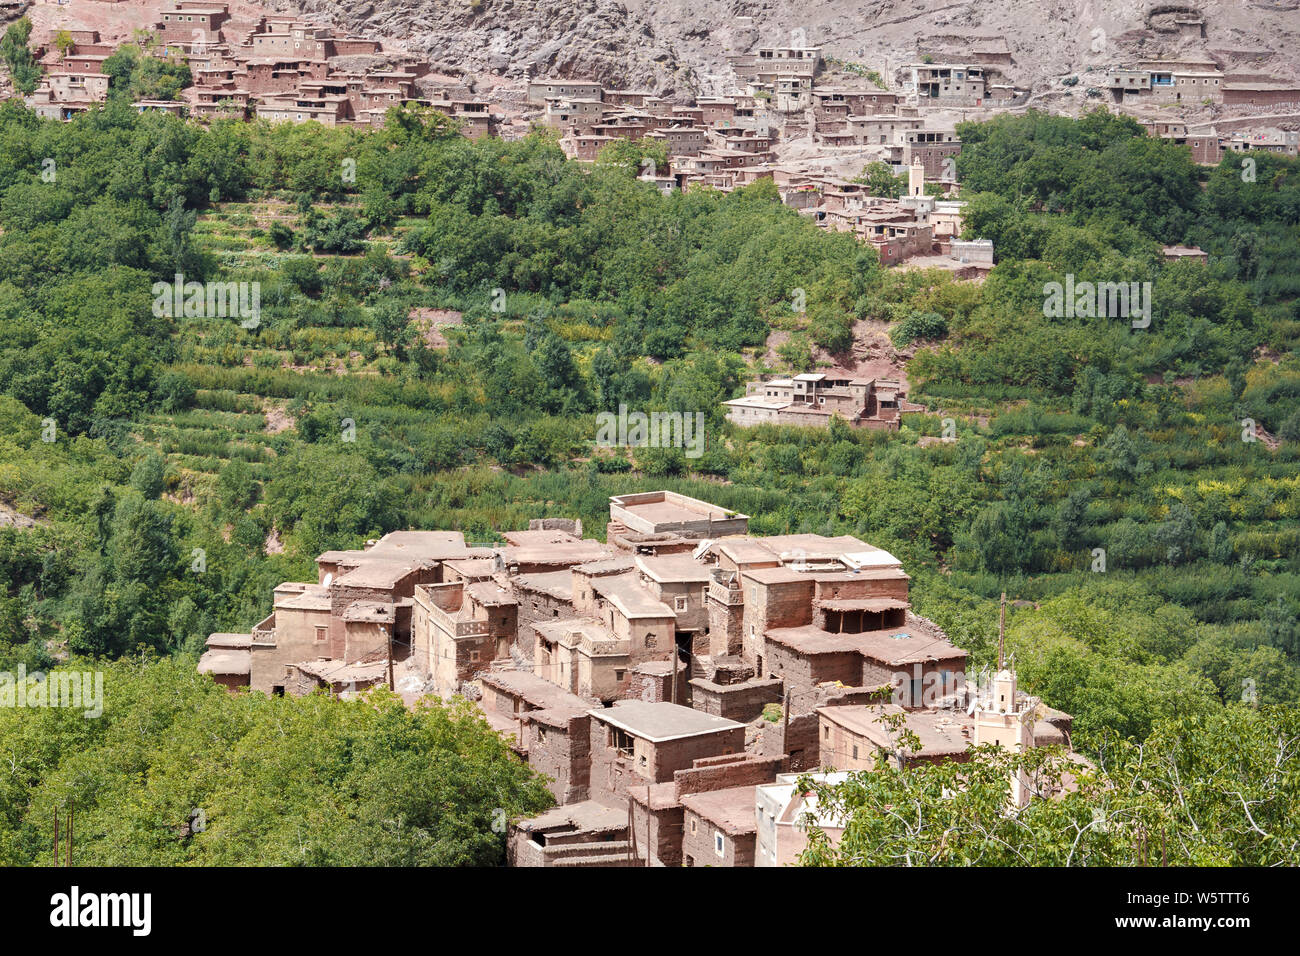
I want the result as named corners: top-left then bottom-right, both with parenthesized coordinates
top-left (854, 161), bottom-right (906, 198)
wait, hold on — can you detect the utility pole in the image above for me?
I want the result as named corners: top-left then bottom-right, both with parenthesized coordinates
top-left (645, 785), bottom-right (651, 868)
top-left (66, 798), bottom-right (73, 867)
top-left (670, 640), bottom-right (679, 705)
top-left (782, 690), bottom-right (791, 767)
top-left (626, 796), bottom-right (635, 865)
top-left (53, 810), bottom-right (59, 866)
top-left (387, 631), bottom-right (395, 692)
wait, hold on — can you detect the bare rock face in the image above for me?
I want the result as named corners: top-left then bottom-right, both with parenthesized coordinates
top-left (268, 0), bottom-right (1300, 95)
top-left (282, 0), bottom-right (695, 94)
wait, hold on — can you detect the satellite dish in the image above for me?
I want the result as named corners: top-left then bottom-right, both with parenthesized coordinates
top-left (322, 573), bottom-right (334, 588)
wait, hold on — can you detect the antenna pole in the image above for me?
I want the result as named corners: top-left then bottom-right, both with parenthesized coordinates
top-left (998, 591), bottom-right (1006, 670)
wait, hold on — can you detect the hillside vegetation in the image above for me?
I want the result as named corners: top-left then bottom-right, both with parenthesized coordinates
top-left (0, 100), bottom-right (1297, 863)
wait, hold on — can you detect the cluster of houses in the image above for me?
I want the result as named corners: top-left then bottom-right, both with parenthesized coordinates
top-left (16, 8), bottom-right (1295, 270)
top-left (539, 43), bottom-right (989, 267)
top-left (722, 368), bottom-right (925, 431)
top-left (1142, 118), bottom-right (1299, 165)
top-left (200, 490), bottom-right (1084, 866)
top-left (24, 2), bottom-right (497, 134)
top-left (1103, 56), bottom-right (1300, 111)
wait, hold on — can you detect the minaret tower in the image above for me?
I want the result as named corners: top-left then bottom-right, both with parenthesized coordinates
top-left (973, 592), bottom-right (1036, 806)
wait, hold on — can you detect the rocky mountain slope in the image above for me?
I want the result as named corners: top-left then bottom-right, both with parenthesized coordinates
top-left (272, 0), bottom-right (1300, 98)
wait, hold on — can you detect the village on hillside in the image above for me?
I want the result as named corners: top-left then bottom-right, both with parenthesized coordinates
top-left (199, 490), bottom-right (1086, 867)
top-left (2, 1), bottom-right (1297, 277)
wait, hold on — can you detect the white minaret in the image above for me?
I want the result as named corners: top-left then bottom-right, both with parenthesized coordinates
top-left (909, 159), bottom-right (925, 197)
top-left (973, 593), bottom-right (1036, 806)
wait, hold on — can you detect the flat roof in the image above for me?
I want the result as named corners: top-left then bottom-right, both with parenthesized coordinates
top-left (593, 573), bottom-right (674, 619)
top-left (723, 396), bottom-right (790, 409)
top-left (479, 669), bottom-right (590, 710)
top-left (533, 617), bottom-right (619, 651)
top-left (815, 597), bottom-right (908, 613)
top-left (766, 622), bottom-right (965, 666)
top-left (513, 570), bottom-right (574, 601)
top-left (335, 559), bottom-right (426, 589)
top-left (609, 491), bottom-right (748, 528)
top-left (206, 632), bottom-right (252, 648)
top-left (515, 799), bottom-right (626, 836)
top-left (295, 658), bottom-right (388, 685)
top-left (742, 566), bottom-right (815, 586)
top-left (635, 553), bottom-right (712, 584)
top-left (590, 701), bottom-right (743, 743)
top-left (680, 784), bottom-right (762, 834)
top-left (466, 580), bottom-right (516, 607)
top-left (198, 648), bottom-right (250, 676)
top-left (505, 539), bottom-right (611, 567)
top-left (276, 585), bottom-right (332, 611)
top-left (818, 704), bottom-right (972, 757)
top-left (341, 601), bottom-right (394, 623)
top-left (572, 556), bottom-right (636, 576)
top-left (363, 530), bottom-right (467, 559)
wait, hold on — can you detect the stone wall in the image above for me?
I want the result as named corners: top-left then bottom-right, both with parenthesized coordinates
top-left (689, 677), bottom-right (783, 722)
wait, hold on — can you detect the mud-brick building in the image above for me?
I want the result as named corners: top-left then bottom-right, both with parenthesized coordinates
top-left (198, 633), bottom-right (252, 690)
top-left (903, 128), bottom-right (961, 180)
top-left (158, 4), bottom-right (231, 47)
top-left (533, 617), bottom-right (631, 702)
top-left (478, 669), bottom-right (595, 804)
top-left (413, 577), bottom-right (517, 695)
top-left (201, 530), bottom-right (476, 695)
top-left (631, 753), bottom-right (784, 867)
top-left (764, 611), bottom-right (967, 701)
top-left (681, 782), bottom-right (764, 866)
top-left (588, 701), bottom-right (745, 803)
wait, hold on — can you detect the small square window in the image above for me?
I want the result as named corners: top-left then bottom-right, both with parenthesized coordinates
top-left (714, 832), bottom-right (725, 857)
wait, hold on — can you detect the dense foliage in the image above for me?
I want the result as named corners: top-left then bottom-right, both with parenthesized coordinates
top-left (0, 656), bottom-right (552, 865)
top-left (799, 705), bottom-right (1300, 866)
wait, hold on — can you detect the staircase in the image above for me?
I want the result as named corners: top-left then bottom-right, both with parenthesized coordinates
top-left (545, 839), bottom-right (639, 867)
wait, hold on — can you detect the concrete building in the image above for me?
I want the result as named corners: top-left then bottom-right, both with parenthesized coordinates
top-left (754, 771), bottom-right (849, 866)
top-left (527, 78), bottom-right (603, 105)
top-left (906, 63), bottom-right (991, 106)
top-left (608, 491), bottom-right (749, 542)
